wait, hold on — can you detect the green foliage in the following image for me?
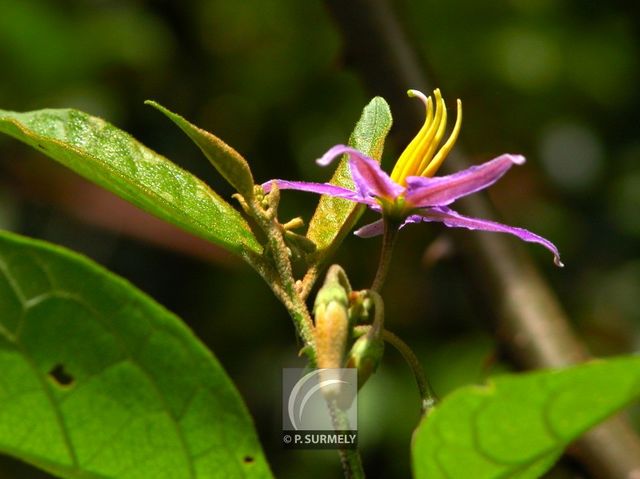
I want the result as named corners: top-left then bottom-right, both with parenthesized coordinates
top-left (0, 230), bottom-right (272, 479)
top-left (0, 108), bottom-right (261, 257)
top-left (146, 101), bottom-right (256, 200)
top-left (306, 97), bottom-right (392, 264)
top-left (412, 356), bottom-right (640, 479)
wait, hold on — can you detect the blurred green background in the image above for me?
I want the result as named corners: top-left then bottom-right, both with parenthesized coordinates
top-left (0, 0), bottom-right (638, 477)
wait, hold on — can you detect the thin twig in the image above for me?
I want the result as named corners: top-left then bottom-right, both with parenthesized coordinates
top-left (299, 264), bottom-right (320, 301)
top-left (328, 400), bottom-right (365, 479)
top-left (382, 329), bottom-right (437, 414)
top-left (354, 324), bottom-right (437, 414)
top-left (371, 219), bottom-right (398, 292)
top-left (360, 289), bottom-right (435, 413)
top-left (248, 186), bottom-right (316, 355)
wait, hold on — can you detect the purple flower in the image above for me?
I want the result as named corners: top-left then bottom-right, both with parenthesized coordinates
top-left (264, 89), bottom-right (562, 267)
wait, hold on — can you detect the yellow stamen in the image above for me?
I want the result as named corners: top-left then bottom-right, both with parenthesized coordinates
top-left (420, 99), bottom-right (462, 177)
top-left (389, 89), bottom-right (463, 185)
top-left (390, 91), bottom-right (434, 182)
top-left (415, 91), bottom-right (448, 176)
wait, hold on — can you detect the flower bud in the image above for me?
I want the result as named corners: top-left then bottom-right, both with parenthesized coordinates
top-left (346, 334), bottom-right (384, 389)
top-left (315, 299), bottom-right (349, 371)
top-left (314, 269), bottom-right (350, 399)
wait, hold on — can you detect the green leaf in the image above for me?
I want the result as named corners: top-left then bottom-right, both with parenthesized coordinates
top-left (146, 101), bottom-right (256, 200)
top-left (306, 97), bottom-right (392, 263)
top-left (0, 230), bottom-right (272, 479)
top-left (0, 108), bottom-right (261, 257)
top-left (412, 356), bottom-right (640, 479)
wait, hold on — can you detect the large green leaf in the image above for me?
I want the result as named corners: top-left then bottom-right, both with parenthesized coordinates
top-left (412, 356), bottom-right (640, 479)
top-left (0, 230), bottom-right (272, 478)
top-left (306, 97), bottom-right (392, 263)
top-left (145, 101), bottom-right (255, 200)
top-left (0, 108), bottom-right (261, 257)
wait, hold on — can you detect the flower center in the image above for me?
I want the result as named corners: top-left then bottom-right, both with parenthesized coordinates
top-left (377, 195), bottom-right (408, 220)
top-left (389, 89), bottom-right (462, 186)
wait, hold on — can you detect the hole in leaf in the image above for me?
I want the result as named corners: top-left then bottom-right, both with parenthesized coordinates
top-left (48, 363), bottom-right (74, 387)
top-left (243, 456), bottom-right (254, 464)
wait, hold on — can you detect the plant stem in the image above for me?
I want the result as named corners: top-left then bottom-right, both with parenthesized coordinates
top-left (371, 219), bottom-right (398, 292)
top-left (355, 323), bottom-right (437, 414)
top-left (248, 186), bottom-right (316, 356)
top-left (382, 329), bottom-right (437, 414)
top-left (328, 400), bottom-right (365, 479)
top-left (366, 290), bottom-right (385, 337)
top-left (299, 264), bottom-right (320, 301)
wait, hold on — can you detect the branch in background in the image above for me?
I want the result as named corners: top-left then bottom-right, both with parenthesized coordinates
top-left (323, 0), bottom-right (640, 477)
top-left (2, 157), bottom-right (236, 266)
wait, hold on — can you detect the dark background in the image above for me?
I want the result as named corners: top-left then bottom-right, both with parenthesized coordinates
top-left (1, 0), bottom-right (638, 477)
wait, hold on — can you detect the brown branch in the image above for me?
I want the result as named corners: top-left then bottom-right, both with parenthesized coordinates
top-left (3, 157), bottom-right (236, 266)
top-left (323, 0), bottom-right (640, 477)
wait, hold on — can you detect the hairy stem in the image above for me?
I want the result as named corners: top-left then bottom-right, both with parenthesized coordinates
top-left (299, 264), bottom-right (320, 301)
top-left (354, 324), bottom-right (437, 414)
top-left (328, 400), bottom-right (365, 479)
top-left (248, 187), bottom-right (316, 357)
top-left (371, 219), bottom-right (398, 292)
top-left (365, 290), bottom-right (385, 337)
top-left (382, 329), bottom-right (437, 414)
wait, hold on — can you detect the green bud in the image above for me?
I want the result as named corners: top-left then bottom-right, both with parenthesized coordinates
top-left (348, 291), bottom-right (372, 325)
top-left (314, 284), bottom-right (349, 313)
top-left (284, 230), bottom-right (317, 255)
top-left (281, 217), bottom-right (305, 230)
top-left (346, 334), bottom-right (384, 388)
top-left (232, 193), bottom-right (251, 215)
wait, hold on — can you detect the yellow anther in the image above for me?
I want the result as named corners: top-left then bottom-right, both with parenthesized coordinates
top-left (390, 89), bottom-right (463, 185)
top-left (420, 99), bottom-right (462, 177)
top-left (390, 90), bottom-right (433, 183)
top-left (415, 92), bottom-right (448, 175)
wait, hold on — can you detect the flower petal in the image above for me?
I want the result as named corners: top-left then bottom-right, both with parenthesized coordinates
top-left (404, 154), bottom-right (525, 207)
top-left (261, 179), bottom-right (370, 203)
top-left (318, 144), bottom-right (403, 200)
top-left (418, 206), bottom-right (563, 266)
top-left (354, 219), bottom-right (384, 238)
top-left (354, 214), bottom-right (422, 238)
